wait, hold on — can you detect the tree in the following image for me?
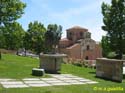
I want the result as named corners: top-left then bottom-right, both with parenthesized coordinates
top-left (2, 22), bottom-right (25, 50)
top-left (23, 31), bottom-right (31, 56)
top-left (12, 23), bottom-right (25, 51)
top-left (0, 26), bottom-right (6, 48)
top-left (101, 0), bottom-right (125, 59)
top-left (27, 21), bottom-right (46, 55)
top-left (101, 36), bottom-right (111, 57)
top-left (0, 0), bottom-right (26, 59)
top-left (45, 24), bottom-right (62, 53)
top-left (0, 0), bottom-right (26, 26)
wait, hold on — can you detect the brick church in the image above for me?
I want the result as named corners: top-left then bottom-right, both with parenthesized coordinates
top-left (59, 26), bottom-right (102, 60)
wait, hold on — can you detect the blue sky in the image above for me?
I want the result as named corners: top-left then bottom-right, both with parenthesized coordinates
top-left (18, 0), bottom-right (111, 41)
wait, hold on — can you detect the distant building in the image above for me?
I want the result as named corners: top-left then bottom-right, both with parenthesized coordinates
top-left (59, 26), bottom-right (102, 60)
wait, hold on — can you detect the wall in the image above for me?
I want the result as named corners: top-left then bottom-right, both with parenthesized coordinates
top-left (96, 58), bottom-right (123, 82)
top-left (67, 43), bottom-right (81, 59)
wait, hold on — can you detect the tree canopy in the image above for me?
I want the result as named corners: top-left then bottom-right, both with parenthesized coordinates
top-left (0, 0), bottom-right (26, 58)
top-left (26, 21), bottom-right (46, 54)
top-left (101, 0), bottom-right (125, 59)
top-left (2, 22), bottom-right (25, 50)
top-left (0, 0), bottom-right (26, 26)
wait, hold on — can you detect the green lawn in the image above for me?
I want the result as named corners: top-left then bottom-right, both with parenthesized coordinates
top-left (0, 54), bottom-right (125, 93)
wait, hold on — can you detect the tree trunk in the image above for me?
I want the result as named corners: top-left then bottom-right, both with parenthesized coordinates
top-left (0, 51), bottom-right (1, 60)
top-left (24, 48), bottom-right (26, 56)
top-left (16, 49), bottom-right (19, 55)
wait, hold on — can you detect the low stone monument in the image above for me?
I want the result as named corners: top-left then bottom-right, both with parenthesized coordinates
top-left (39, 25), bottom-right (67, 73)
top-left (39, 53), bottom-right (67, 73)
top-left (96, 58), bottom-right (124, 82)
top-left (32, 68), bottom-right (45, 76)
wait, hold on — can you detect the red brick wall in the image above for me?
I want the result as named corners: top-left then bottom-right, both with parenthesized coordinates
top-left (94, 44), bottom-right (102, 58)
top-left (67, 44), bottom-right (81, 59)
top-left (81, 44), bottom-right (102, 60)
top-left (59, 39), bottom-right (73, 48)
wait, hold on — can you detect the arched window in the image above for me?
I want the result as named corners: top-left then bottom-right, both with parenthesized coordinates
top-left (68, 32), bottom-right (72, 40)
top-left (85, 56), bottom-right (89, 60)
top-left (80, 32), bottom-right (83, 36)
top-left (87, 45), bottom-right (90, 50)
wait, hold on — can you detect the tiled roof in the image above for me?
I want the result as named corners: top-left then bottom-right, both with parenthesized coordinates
top-left (66, 26), bottom-right (88, 31)
top-left (67, 43), bottom-right (80, 49)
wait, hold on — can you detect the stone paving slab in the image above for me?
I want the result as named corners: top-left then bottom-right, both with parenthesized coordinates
top-left (69, 82), bottom-right (86, 85)
top-left (24, 81), bottom-right (46, 84)
top-left (58, 74), bottom-right (79, 77)
top-left (45, 80), bottom-right (64, 83)
top-left (72, 77), bottom-right (86, 80)
top-left (0, 74), bottom-right (98, 88)
top-left (60, 74), bottom-right (81, 78)
top-left (59, 74), bottom-right (73, 76)
top-left (78, 79), bottom-right (92, 82)
top-left (50, 76), bottom-right (66, 78)
top-left (57, 77), bottom-right (74, 80)
top-left (0, 79), bottom-right (16, 82)
top-left (28, 83), bottom-right (52, 87)
top-left (3, 84), bottom-right (29, 88)
top-left (64, 80), bottom-right (80, 83)
top-left (85, 81), bottom-right (98, 84)
top-left (1, 81), bottom-right (24, 85)
top-left (23, 78), bottom-right (40, 81)
top-left (41, 78), bottom-right (58, 81)
top-left (50, 82), bottom-right (71, 86)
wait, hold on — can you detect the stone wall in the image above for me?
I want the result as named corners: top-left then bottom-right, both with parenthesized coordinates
top-left (96, 58), bottom-right (124, 82)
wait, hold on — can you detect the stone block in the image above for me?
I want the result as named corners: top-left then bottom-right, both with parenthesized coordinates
top-left (39, 54), bottom-right (67, 73)
top-left (96, 58), bottom-right (124, 82)
top-left (32, 68), bottom-right (45, 76)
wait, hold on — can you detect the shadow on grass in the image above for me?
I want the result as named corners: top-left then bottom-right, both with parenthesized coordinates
top-left (95, 76), bottom-right (123, 83)
top-left (89, 72), bottom-right (96, 74)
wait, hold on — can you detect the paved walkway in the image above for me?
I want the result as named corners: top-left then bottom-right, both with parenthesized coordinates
top-left (0, 74), bottom-right (98, 88)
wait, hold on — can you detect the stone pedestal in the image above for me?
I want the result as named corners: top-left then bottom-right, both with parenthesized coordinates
top-left (39, 53), bottom-right (67, 73)
top-left (96, 58), bottom-right (124, 82)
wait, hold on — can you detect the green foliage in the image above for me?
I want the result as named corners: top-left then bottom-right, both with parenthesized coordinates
top-left (0, 0), bottom-right (26, 25)
top-left (26, 21), bottom-right (46, 54)
top-left (0, 0), bottom-right (26, 48)
top-left (23, 31), bottom-right (31, 52)
top-left (101, 36), bottom-right (111, 57)
top-left (1, 22), bottom-right (25, 50)
top-left (107, 52), bottom-right (116, 59)
top-left (101, 0), bottom-right (125, 59)
top-left (45, 24), bottom-right (62, 53)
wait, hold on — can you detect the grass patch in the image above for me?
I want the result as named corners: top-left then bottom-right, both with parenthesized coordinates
top-left (0, 54), bottom-right (125, 93)
top-left (0, 54), bottom-right (49, 79)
